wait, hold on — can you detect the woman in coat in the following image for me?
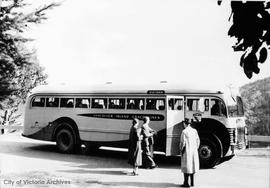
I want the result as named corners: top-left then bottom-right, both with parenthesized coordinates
top-left (179, 118), bottom-right (200, 187)
top-left (128, 118), bottom-right (142, 175)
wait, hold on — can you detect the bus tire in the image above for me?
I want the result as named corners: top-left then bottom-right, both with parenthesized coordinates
top-left (56, 128), bottom-right (76, 153)
top-left (198, 136), bottom-right (222, 168)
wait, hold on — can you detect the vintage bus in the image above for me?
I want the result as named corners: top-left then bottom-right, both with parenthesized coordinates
top-left (22, 84), bottom-right (247, 168)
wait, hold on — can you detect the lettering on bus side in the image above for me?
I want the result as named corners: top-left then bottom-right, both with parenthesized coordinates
top-left (77, 113), bottom-right (165, 121)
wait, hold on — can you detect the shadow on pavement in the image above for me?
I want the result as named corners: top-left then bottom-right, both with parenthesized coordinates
top-left (80, 179), bottom-right (180, 188)
top-left (58, 169), bottom-right (128, 175)
top-left (0, 137), bottom-right (180, 170)
top-left (94, 181), bottom-right (180, 187)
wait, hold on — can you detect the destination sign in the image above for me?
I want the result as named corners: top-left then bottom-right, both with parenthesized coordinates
top-left (147, 90), bottom-right (165, 94)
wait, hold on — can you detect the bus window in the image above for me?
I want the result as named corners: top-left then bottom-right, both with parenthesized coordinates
top-left (228, 96), bottom-right (244, 117)
top-left (146, 98), bottom-right (165, 110)
top-left (236, 96), bottom-right (244, 116)
top-left (46, 97), bottom-right (59, 107)
top-left (60, 98), bottom-right (74, 108)
top-left (168, 99), bottom-right (173, 110)
top-left (75, 98), bottom-right (90, 108)
top-left (91, 98), bottom-right (107, 109)
top-left (186, 99), bottom-right (199, 111)
top-left (108, 98), bottom-right (125, 109)
top-left (32, 97), bottom-right (45, 107)
top-left (168, 98), bottom-right (183, 110)
top-left (186, 98), bottom-right (208, 112)
top-left (127, 98), bottom-right (144, 110)
top-left (204, 99), bottom-right (209, 111)
top-left (175, 99), bottom-right (183, 110)
top-left (210, 99), bottom-right (227, 116)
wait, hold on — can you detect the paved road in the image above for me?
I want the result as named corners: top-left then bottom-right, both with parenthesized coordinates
top-left (0, 132), bottom-right (269, 188)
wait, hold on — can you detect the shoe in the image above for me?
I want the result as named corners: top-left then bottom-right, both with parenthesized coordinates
top-left (144, 166), bottom-right (151, 169)
top-left (180, 184), bottom-right (190, 187)
top-left (132, 172), bottom-right (139, 176)
top-left (150, 165), bottom-right (157, 169)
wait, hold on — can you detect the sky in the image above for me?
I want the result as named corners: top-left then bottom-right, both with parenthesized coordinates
top-left (28, 0), bottom-right (270, 88)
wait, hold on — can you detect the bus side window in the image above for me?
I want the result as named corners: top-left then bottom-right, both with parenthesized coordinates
top-left (46, 97), bottom-right (59, 107)
top-left (175, 99), bottom-right (183, 110)
top-left (168, 98), bottom-right (182, 110)
top-left (186, 99), bottom-right (197, 111)
top-left (146, 99), bottom-right (156, 110)
top-left (157, 99), bottom-right (165, 110)
top-left (210, 99), bottom-right (227, 116)
top-left (32, 97), bottom-right (45, 107)
top-left (60, 98), bottom-right (74, 108)
top-left (75, 98), bottom-right (90, 108)
top-left (127, 98), bottom-right (144, 110)
top-left (92, 98), bottom-right (107, 109)
top-left (186, 98), bottom-right (204, 112)
top-left (108, 98), bottom-right (125, 109)
top-left (210, 99), bottom-right (219, 115)
top-left (127, 99), bottom-right (135, 109)
top-left (204, 99), bottom-right (209, 111)
top-left (168, 99), bottom-right (174, 110)
top-left (146, 99), bottom-right (165, 110)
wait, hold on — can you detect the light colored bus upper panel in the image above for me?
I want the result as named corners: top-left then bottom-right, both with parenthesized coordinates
top-left (29, 83), bottom-right (229, 95)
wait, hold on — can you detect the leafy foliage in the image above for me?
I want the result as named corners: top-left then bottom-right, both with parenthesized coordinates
top-left (221, 1), bottom-right (270, 78)
top-left (0, 0), bottom-right (58, 125)
top-left (240, 77), bottom-right (270, 136)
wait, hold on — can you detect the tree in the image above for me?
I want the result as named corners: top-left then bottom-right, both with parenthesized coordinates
top-left (0, 0), bottom-right (58, 127)
top-left (0, 55), bottom-right (48, 126)
top-left (219, 1), bottom-right (270, 78)
top-left (240, 77), bottom-right (270, 136)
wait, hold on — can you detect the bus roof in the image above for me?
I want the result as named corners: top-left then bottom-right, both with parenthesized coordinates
top-left (30, 83), bottom-right (229, 95)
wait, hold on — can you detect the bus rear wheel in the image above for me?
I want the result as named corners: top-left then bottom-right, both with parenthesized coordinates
top-left (199, 137), bottom-right (221, 168)
top-left (56, 128), bottom-right (76, 153)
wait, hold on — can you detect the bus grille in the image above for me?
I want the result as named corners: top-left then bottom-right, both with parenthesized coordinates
top-left (227, 128), bottom-right (236, 145)
top-left (236, 127), bottom-right (246, 149)
top-left (236, 141), bottom-right (245, 149)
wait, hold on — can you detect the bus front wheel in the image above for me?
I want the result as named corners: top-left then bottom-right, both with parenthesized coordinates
top-left (199, 137), bottom-right (222, 168)
top-left (56, 128), bottom-right (76, 153)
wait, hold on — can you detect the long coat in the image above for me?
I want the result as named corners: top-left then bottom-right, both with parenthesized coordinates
top-left (128, 126), bottom-right (142, 167)
top-left (179, 126), bottom-right (200, 174)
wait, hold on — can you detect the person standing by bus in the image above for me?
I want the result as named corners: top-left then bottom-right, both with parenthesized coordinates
top-left (179, 118), bottom-right (200, 187)
top-left (141, 116), bottom-right (156, 169)
top-left (128, 118), bottom-right (142, 175)
top-left (148, 121), bottom-right (156, 158)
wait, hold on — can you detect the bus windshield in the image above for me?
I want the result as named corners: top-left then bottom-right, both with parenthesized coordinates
top-left (228, 96), bottom-right (244, 117)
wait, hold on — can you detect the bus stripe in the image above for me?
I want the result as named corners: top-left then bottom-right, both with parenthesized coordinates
top-left (77, 113), bottom-right (165, 121)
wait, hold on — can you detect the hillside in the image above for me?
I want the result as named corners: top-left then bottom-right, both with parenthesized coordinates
top-left (240, 77), bottom-right (270, 136)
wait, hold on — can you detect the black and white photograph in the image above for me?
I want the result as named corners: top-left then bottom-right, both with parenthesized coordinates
top-left (0, 0), bottom-right (270, 187)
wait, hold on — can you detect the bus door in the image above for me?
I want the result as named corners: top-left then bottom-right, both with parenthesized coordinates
top-left (166, 96), bottom-right (184, 156)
